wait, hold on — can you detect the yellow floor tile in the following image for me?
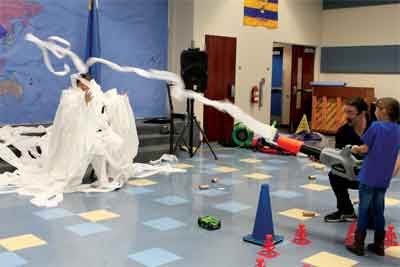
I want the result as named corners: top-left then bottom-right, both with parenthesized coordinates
top-left (351, 197), bottom-right (359, 205)
top-left (386, 246), bottom-right (400, 258)
top-left (128, 179), bottom-right (157, 186)
top-left (278, 208), bottom-right (320, 221)
top-left (174, 163), bottom-right (194, 169)
top-left (0, 234), bottom-right (47, 252)
top-left (306, 162), bottom-right (326, 170)
top-left (301, 183), bottom-right (331, 192)
top-left (239, 158), bottom-right (262, 164)
top-left (302, 251), bottom-right (358, 267)
top-left (179, 145), bottom-right (196, 153)
top-left (213, 166), bottom-right (240, 173)
top-left (79, 209), bottom-right (120, 222)
top-left (351, 197), bottom-right (400, 207)
top-left (244, 173), bottom-right (272, 180)
top-left (385, 197), bottom-right (400, 206)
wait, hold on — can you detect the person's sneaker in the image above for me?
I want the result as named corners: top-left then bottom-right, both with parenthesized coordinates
top-left (342, 212), bottom-right (357, 222)
top-left (324, 211), bottom-right (357, 223)
top-left (324, 211), bottom-right (343, 222)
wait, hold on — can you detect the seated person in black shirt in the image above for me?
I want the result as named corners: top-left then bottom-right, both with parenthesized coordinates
top-left (324, 97), bottom-right (371, 223)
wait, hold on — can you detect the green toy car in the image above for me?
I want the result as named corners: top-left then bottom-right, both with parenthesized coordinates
top-left (198, 216), bottom-right (221, 230)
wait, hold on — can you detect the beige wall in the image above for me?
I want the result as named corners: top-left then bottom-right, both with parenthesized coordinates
top-left (192, 0), bottom-right (322, 124)
top-left (317, 4), bottom-right (400, 99)
top-left (281, 44), bottom-right (292, 125)
top-left (169, 1), bottom-right (400, 126)
top-left (168, 0), bottom-right (194, 114)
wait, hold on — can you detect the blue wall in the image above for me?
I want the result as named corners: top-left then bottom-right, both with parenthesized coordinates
top-left (99, 0), bottom-right (168, 119)
top-left (0, 0), bottom-right (168, 124)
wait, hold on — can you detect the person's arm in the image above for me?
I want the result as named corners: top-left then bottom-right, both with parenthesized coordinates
top-left (335, 127), bottom-right (346, 149)
top-left (352, 123), bottom-right (377, 155)
top-left (393, 154), bottom-right (400, 177)
top-left (85, 91), bottom-right (93, 105)
top-left (351, 144), bottom-right (369, 154)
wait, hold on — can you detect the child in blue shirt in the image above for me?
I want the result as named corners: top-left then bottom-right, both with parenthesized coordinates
top-left (346, 97), bottom-right (400, 256)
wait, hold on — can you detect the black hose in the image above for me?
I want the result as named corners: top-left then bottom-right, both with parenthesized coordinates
top-left (299, 144), bottom-right (322, 158)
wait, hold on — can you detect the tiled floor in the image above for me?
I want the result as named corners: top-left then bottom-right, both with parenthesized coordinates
top-left (0, 145), bottom-right (400, 266)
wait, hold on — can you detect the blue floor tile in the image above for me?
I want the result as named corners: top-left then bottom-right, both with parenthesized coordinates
top-left (296, 157), bottom-right (311, 163)
top-left (199, 163), bottom-right (219, 175)
top-left (393, 223), bottom-right (400, 234)
top-left (254, 153), bottom-right (271, 159)
top-left (271, 190), bottom-right (303, 199)
top-left (188, 157), bottom-right (204, 162)
top-left (391, 177), bottom-right (400, 182)
top-left (216, 154), bottom-right (233, 159)
top-left (200, 162), bottom-right (218, 169)
top-left (256, 165), bottom-right (280, 172)
top-left (66, 223), bottom-right (111, 237)
top-left (214, 201), bottom-right (251, 213)
top-left (154, 195), bottom-right (189, 206)
top-left (267, 159), bottom-right (288, 165)
top-left (128, 248), bottom-right (182, 267)
top-left (0, 252), bottom-right (27, 266)
top-left (34, 208), bottom-right (75, 220)
top-left (3, 143), bottom-right (400, 267)
top-left (124, 187), bottom-right (154, 195)
top-left (199, 169), bottom-right (218, 175)
top-left (195, 188), bottom-right (228, 197)
top-left (143, 217), bottom-right (186, 231)
top-left (310, 173), bottom-right (330, 181)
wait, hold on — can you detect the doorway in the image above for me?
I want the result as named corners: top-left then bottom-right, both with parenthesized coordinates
top-left (270, 43), bottom-right (316, 132)
top-left (270, 47), bottom-right (284, 124)
top-left (203, 35), bottom-right (237, 144)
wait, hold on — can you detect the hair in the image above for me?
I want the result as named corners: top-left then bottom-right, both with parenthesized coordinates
top-left (76, 73), bottom-right (92, 86)
top-left (376, 97), bottom-right (400, 122)
top-left (344, 97), bottom-right (368, 114)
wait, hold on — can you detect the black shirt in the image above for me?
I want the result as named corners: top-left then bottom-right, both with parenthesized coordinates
top-left (335, 123), bottom-right (365, 149)
top-left (328, 122), bottom-right (367, 180)
top-left (335, 119), bottom-right (371, 160)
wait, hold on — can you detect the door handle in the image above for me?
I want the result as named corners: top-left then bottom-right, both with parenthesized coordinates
top-left (228, 83), bottom-right (235, 98)
top-left (296, 89), bottom-right (302, 109)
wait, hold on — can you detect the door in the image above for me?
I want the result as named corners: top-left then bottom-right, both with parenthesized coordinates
top-left (204, 35), bottom-right (236, 143)
top-left (290, 45), bottom-right (315, 131)
top-left (271, 47), bottom-right (283, 123)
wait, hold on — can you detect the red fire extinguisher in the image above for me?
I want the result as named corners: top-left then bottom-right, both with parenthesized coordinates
top-left (251, 86), bottom-right (259, 103)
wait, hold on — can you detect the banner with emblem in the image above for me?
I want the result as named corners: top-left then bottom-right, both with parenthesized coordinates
top-left (243, 0), bottom-right (279, 29)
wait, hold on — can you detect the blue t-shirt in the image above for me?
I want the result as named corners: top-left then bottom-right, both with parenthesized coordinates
top-left (358, 121), bottom-right (400, 188)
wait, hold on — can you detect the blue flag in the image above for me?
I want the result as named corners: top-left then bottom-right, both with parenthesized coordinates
top-left (85, 0), bottom-right (101, 84)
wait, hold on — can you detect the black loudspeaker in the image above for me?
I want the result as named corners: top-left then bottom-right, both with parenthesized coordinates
top-left (180, 48), bottom-right (207, 93)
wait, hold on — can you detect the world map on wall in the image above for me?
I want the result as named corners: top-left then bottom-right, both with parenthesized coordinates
top-left (0, 0), bottom-right (92, 124)
top-left (0, 0), bottom-right (168, 124)
top-left (0, 0), bottom-right (43, 98)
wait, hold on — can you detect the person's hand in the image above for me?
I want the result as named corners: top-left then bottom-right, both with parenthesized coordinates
top-left (85, 91), bottom-right (93, 105)
top-left (309, 155), bottom-right (320, 163)
top-left (351, 145), bottom-right (360, 154)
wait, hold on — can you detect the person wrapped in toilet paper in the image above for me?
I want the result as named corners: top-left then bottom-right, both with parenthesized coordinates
top-left (0, 73), bottom-right (181, 207)
top-left (63, 72), bottom-right (139, 189)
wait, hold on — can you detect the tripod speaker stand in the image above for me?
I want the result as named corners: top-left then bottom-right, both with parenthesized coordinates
top-left (173, 98), bottom-right (217, 160)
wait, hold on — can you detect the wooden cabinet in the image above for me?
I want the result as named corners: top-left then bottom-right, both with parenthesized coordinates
top-left (311, 86), bottom-right (375, 134)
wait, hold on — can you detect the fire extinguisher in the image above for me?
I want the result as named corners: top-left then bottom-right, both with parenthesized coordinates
top-left (251, 86), bottom-right (259, 103)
